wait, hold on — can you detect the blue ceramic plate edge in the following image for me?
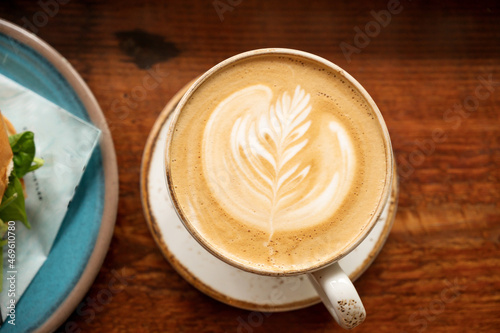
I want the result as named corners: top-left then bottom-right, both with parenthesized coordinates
top-left (0, 19), bottom-right (119, 333)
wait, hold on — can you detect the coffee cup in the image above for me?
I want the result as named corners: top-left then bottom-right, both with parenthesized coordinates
top-left (164, 48), bottom-right (394, 329)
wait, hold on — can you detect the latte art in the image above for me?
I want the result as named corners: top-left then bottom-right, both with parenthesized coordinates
top-left (168, 52), bottom-right (390, 273)
top-left (203, 85), bottom-right (356, 236)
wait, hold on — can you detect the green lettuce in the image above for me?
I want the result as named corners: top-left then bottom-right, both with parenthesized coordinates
top-left (0, 131), bottom-right (43, 227)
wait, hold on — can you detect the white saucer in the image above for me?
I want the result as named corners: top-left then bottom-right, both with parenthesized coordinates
top-left (140, 84), bottom-right (399, 312)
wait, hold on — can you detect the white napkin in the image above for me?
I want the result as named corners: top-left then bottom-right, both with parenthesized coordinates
top-left (0, 73), bottom-right (101, 321)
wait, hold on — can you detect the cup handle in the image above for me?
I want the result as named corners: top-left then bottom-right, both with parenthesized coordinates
top-left (308, 263), bottom-right (366, 329)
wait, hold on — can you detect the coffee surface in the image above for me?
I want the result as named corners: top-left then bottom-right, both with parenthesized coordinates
top-left (168, 53), bottom-right (389, 273)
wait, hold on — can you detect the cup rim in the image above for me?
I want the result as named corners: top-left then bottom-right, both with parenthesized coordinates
top-left (165, 48), bottom-right (394, 276)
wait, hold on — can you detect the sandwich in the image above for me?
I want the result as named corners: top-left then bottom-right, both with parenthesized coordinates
top-left (0, 111), bottom-right (43, 232)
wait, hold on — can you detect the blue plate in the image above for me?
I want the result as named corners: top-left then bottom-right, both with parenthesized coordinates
top-left (0, 20), bottom-right (118, 332)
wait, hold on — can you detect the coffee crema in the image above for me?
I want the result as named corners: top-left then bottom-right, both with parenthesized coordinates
top-left (168, 53), bottom-right (390, 274)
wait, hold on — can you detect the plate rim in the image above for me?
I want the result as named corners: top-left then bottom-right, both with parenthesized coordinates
top-left (0, 18), bottom-right (119, 332)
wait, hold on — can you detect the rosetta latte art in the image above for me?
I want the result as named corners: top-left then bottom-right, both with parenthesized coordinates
top-left (203, 85), bottom-right (356, 236)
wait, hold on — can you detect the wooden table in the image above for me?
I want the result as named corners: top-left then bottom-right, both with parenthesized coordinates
top-left (2, 0), bottom-right (499, 332)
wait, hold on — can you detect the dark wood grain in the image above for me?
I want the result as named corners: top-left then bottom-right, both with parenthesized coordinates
top-left (1, 0), bottom-right (499, 332)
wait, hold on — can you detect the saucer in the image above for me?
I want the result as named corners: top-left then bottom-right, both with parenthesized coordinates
top-left (140, 83), bottom-right (399, 312)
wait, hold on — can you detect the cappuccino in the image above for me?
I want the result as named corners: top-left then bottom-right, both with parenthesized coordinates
top-left (167, 51), bottom-right (390, 274)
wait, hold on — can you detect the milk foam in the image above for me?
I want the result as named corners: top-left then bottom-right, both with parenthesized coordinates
top-left (168, 53), bottom-right (389, 273)
top-left (203, 84), bottom-right (356, 236)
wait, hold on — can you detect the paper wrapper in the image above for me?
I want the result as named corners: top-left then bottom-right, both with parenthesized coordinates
top-left (0, 73), bottom-right (101, 321)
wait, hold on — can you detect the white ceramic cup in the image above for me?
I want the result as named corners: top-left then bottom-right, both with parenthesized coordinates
top-left (165, 48), bottom-right (394, 329)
